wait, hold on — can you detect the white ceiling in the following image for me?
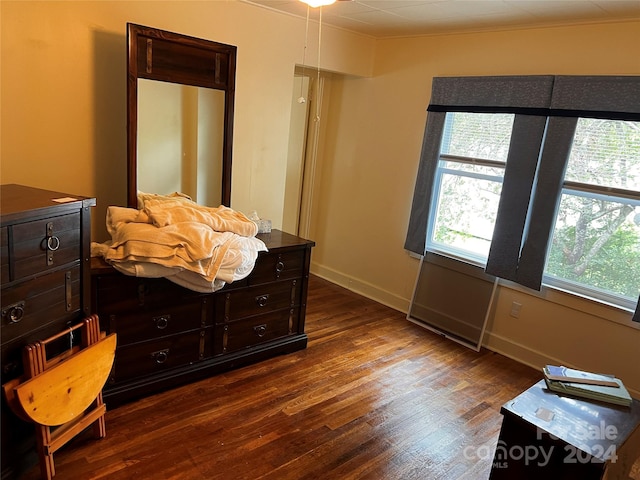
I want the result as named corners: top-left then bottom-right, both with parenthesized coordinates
top-left (242, 0), bottom-right (640, 37)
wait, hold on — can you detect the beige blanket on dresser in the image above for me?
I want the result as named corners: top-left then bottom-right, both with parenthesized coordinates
top-left (92, 193), bottom-right (267, 292)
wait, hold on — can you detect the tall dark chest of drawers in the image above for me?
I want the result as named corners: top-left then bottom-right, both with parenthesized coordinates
top-left (91, 229), bottom-right (314, 406)
top-left (0, 184), bottom-right (95, 479)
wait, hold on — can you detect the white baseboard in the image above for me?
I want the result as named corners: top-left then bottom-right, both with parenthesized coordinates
top-left (483, 330), bottom-right (640, 399)
top-left (310, 261), bottom-right (640, 399)
top-left (310, 262), bottom-right (410, 313)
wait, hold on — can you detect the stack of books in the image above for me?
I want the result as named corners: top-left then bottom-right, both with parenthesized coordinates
top-left (543, 365), bottom-right (633, 407)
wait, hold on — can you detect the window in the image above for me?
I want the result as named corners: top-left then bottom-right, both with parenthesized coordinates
top-left (405, 75), bottom-right (640, 320)
top-left (429, 116), bottom-right (640, 310)
top-left (544, 119), bottom-right (640, 309)
top-left (428, 112), bottom-right (514, 263)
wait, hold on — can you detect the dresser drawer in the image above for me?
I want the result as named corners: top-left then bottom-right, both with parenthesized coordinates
top-left (10, 212), bottom-right (81, 282)
top-left (95, 274), bottom-right (203, 312)
top-left (219, 308), bottom-right (298, 354)
top-left (111, 329), bottom-right (211, 383)
top-left (216, 279), bottom-right (300, 323)
top-left (248, 249), bottom-right (305, 285)
top-left (1, 317), bottom-right (79, 380)
top-left (105, 299), bottom-right (208, 346)
top-left (1, 265), bottom-right (81, 345)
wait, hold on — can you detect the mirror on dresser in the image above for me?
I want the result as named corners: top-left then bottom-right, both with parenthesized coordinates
top-left (126, 23), bottom-right (235, 207)
top-left (89, 24), bottom-right (315, 408)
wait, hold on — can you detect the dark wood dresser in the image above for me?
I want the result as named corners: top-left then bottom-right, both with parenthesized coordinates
top-left (0, 184), bottom-right (95, 479)
top-left (91, 229), bottom-right (314, 406)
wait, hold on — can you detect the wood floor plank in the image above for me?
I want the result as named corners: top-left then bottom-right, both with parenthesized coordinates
top-left (21, 275), bottom-right (634, 479)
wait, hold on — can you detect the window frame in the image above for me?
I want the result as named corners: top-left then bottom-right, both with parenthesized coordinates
top-left (426, 112), bottom-right (514, 264)
top-left (428, 114), bottom-right (640, 313)
top-left (541, 118), bottom-right (640, 311)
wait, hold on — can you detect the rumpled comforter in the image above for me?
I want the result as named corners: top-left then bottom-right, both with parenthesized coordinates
top-left (91, 192), bottom-right (267, 292)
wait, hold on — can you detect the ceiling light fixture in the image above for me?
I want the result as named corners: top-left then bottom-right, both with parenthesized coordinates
top-left (299, 0), bottom-right (336, 8)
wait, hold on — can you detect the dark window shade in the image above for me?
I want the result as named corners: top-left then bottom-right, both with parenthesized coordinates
top-left (405, 76), bottom-right (554, 255)
top-left (551, 76), bottom-right (640, 115)
top-left (484, 115), bottom-right (548, 281)
top-left (429, 75), bottom-right (554, 109)
top-left (404, 111), bottom-right (445, 255)
top-left (511, 76), bottom-right (640, 290)
top-left (515, 117), bottom-right (577, 289)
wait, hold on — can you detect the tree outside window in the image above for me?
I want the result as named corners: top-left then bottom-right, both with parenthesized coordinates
top-left (545, 119), bottom-right (640, 306)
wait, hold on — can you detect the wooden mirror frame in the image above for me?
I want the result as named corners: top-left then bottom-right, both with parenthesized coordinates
top-left (126, 23), bottom-right (236, 208)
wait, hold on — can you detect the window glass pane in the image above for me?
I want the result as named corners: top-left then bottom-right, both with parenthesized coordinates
top-left (431, 172), bottom-right (502, 259)
top-left (546, 192), bottom-right (640, 303)
top-left (565, 119), bottom-right (640, 191)
top-left (441, 112), bottom-right (514, 162)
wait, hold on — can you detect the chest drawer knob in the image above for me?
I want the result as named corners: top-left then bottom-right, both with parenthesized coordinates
top-left (256, 294), bottom-right (269, 307)
top-left (46, 235), bottom-right (60, 252)
top-left (2, 301), bottom-right (25, 324)
top-left (151, 349), bottom-right (170, 364)
top-left (275, 261), bottom-right (285, 273)
top-left (253, 324), bottom-right (267, 337)
top-left (153, 315), bottom-right (170, 330)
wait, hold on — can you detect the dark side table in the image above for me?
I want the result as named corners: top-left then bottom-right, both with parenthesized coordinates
top-left (489, 380), bottom-right (640, 480)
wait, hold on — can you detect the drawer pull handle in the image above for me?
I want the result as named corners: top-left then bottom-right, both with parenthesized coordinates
top-left (153, 315), bottom-right (170, 330)
top-left (2, 302), bottom-right (25, 324)
top-left (275, 261), bottom-right (285, 273)
top-left (152, 349), bottom-right (170, 364)
top-left (256, 294), bottom-right (269, 307)
top-left (46, 235), bottom-right (60, 251)
top-left (253, 324), bottom-right (267, 337)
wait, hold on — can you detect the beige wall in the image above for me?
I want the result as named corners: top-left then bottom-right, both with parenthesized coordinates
top-left (0, 0), bottom-right (375, 241)
top-left (2, 1), bottom-right (639, 395)
top-left (309, 20), bottom-right (640, 395)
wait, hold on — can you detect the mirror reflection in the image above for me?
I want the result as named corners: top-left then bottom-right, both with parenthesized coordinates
top-left (137, 78), bottom-right (226, 207)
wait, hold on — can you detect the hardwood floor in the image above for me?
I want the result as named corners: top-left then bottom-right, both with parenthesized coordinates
top-left (22, 275), bottom-right (545, 479)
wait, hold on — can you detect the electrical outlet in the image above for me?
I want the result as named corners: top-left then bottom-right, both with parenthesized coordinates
top-left (510, 301), bottom-right (522, 318)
